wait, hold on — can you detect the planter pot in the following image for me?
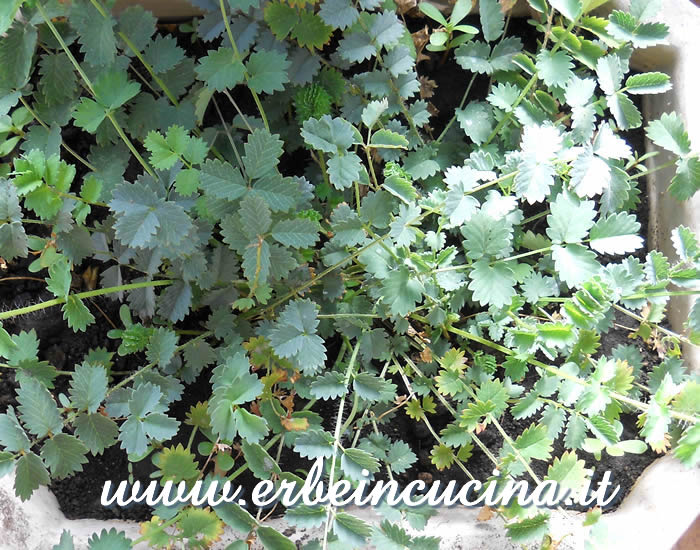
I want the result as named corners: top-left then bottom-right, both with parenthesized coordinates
top-left (1, 454), bottom-right (698, 549)
top-left (2, 1), bottom-right (698, 549)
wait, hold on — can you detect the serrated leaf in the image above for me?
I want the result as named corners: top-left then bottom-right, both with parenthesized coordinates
top-left (353, 373), bottom-right (397, 403)
top-left (234, 408), bottom-right (269, 444)
top-left (546, 191), bottom-right (596, 244)
top-left (609, 91), bottom-right (641, 130)
top-left (552, 244), bottom-right (601, 287)
top-left (93, 70), bottom-right (141, 110)
top-left (342, 447), bottom-right (380, 480)
top-left (479, 0), bottom-right (504, 42)
top-left (144, 34), bottom-right (185, 74)
top-left (319, 0), bottom-right (360, 30)
top-left (41, 433), bottom-right (89, 479)
top-left (195, 47), bottom-right (245, 91)
top-left (269, 299), bottom-right (326, 373)
top-left (247, 50), bottom-right (291, 94)
top-left (646, 112), bottom-right (691, 156)
top-left (17, 377), bottom-right (63, 438)
top-left (625, 71), bottom-right (671, 95)
top-left (39, 53), bottom-right (78, 105)
top-left (301, 115), bottom-right (360, 154)
top-left (505, 514), bottom-right (550, 543)
top-left (62, 295), bottom-right (95, 332)
top-left (333, 512), bottom-right (372, 547)
top-left (590, 212), bottom-right (643, 254)
top-left (669, 156), bottom-right (700, 201)
top-left (369, 11), bottom-right (404, 48)
top-left (69, 363), bottom-right (108, 413)
top-left (257, 526), bottom-right (296, 550)
top-left (146, 327), bottom-right (179, 369)
top-left (86, 528), bottom-right (132, 550)
top-left (265, 1), bottom-right (300, 39)
top-left (200, 159), bottom-right (247, 200)
top-left (456, 102), bottom-right (493, 145)
top-left (327, 152), bottom-right (363, 189)
top-left (608, 10), bottom-right (668, 48)
top-left (468, 260), bottom-right (516, 308)
top-left (310, 371), bottom-right (348, 400)
top-left (381, 266), bottom-right (423, 316)
top-left (292, 11), bottom-right (333, 50)
top-left (243, 128), bottom-right (284, 180)
top-left (0, 409), bottom-right (30, 453)
top-left (386, 440), bottom-right (417, 473)
top-left (70, 0), bottom-right (116, 68)
top-left (455, 40), bottom-right (492, 74)
top-left (294, 429), bottom-right (334, 458)
top-left (0, 22), bottom-right (36, 90)
top-left (511, 423), bottom-right (553, 461)
top-left (74, 412), bottom-right (118, 455)
top-left (536, 50), bottom-right (574, 88)
top-left (14, 451), bottom-right (49, 501)
top-left (271, 217), bottom-right (320, 248)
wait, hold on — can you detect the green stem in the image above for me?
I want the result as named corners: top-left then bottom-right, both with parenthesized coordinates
top-left (36, 1), bottom-right (157, 179)
top-left (322, 340), bottom-right (360, 550)
top-left (219, 0), bottom-right (270, 131)
top-left (437, 72), bottom-right (478, 143)
top-left (0, 280), bottom-right (174, 321)
top-left (443, 324), bottom-right (699, 425)
top-left (117, 31), bottom-right (180, 106)
top-left (483, 18), bottom-right (579, 146)
top-left (18, 96), bottom-right (96, 172)
top-left (629, 159), bottom-right (678, 180)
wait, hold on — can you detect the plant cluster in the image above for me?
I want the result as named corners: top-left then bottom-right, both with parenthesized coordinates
top-left (0, 0), bottom-right (699, 548)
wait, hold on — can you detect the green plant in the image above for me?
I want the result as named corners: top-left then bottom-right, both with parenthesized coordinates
top-left (419, 0), bottom-right (477, 55)
top-left (0, 0), bottom-right (699, 548)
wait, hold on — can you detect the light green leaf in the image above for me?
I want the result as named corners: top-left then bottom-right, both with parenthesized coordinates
top-left (247, 50), bottom-right (291, 94)
top-left (479, 0), bottom-right (504, 42)
top-left (546, 191), bottom-right (596, 244)
top-left (195, 48), bottom-right (245, 92)
top-left (625, 72), bottom-right (671, 95)
top-left (552, 244), bottom-right (601, 287)
top-left (589, 212), bottom-right (643, 254)
top-left (74, 412), bottom-right (118, 455)
top-left (62, 296), bottom-right (95, 332)
top-left (14, 451), bottom-right (49, 501)
top-left (645, 112), bottom-right (691, 156)
top-left (456, 102), bottom-right (493, 145)
top-left (271, 218), bottom-right (320, 248)
top-left (468, 260), bottom-right (516, 308)
top-left (536, 50), bottom-right (574, 88)
top-left (69, 363), bottom-right (108, 413)
top-left (381, 267), bottom-right (423, 316)
top-left (17, 377), bottom-right (63, 438)
top-left (41, 433), bottom-right (89, 479)
top-left (327, 152), bottom-right (363, 189)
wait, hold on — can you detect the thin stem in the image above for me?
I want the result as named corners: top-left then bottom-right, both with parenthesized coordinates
top-left (322, 341), bottom-right (360, 550)
top-left (443, 324), bottom-right (699, 425)
top-left (18, 96), bottom-right (96, 171)
top-left (437, 72), bottom-right (478, 143)
top-left (629, 159), bottom-right (678, 180)
top-left (613, 303), bottom-right (697, 348)
top-left (219, 0), bottom-right (270, 131)
top-left (212, 95), bottom-right (247, 178)
top-left (0, 280), bottom-right (174, 321)
top-left (36, 1), bottom-right (156, 179)
top-left (222, 90), bottom-right (255, 134)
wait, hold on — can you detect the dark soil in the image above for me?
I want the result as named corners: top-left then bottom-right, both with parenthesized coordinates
top-left (0, 10), bottom-right (666, 525)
